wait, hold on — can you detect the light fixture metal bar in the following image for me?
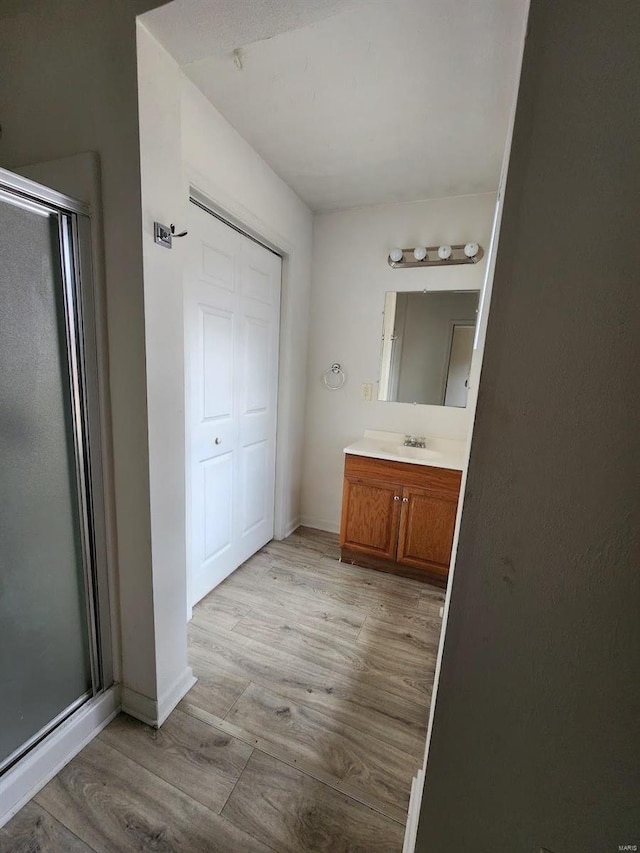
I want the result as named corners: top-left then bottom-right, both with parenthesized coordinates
top-left (388, 243), bottom-right (484, 268)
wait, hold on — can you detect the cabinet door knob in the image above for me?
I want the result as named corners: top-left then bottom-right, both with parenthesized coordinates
top-left (393, 495), bottom-right (400, 501)
top-left (214, 437), bottom-right (221, 445)
top-left (402, 496), bottom-right (409, 502)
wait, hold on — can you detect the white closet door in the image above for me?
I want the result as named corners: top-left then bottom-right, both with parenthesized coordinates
top-left (186, 203), bottom-right (281, 606)
top-left (237, 237), bottom-right (281, 564)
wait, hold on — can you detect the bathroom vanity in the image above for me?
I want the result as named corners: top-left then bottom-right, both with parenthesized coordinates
top-left (339, 431), bottom-right (465, 586)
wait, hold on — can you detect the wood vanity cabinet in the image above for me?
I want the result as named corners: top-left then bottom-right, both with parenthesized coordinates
top-left (339, 454), bottom-right (462, 585)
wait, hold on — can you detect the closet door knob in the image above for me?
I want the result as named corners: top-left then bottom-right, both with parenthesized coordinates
top-left (214, 437), bottom-right (221, 445)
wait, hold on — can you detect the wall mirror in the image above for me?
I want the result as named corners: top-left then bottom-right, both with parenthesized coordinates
top-left (378, 290), bottom-right (480, 407)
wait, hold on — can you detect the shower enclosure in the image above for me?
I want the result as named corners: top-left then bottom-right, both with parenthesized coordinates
top-left (0, 167), bottom-right (109, 775)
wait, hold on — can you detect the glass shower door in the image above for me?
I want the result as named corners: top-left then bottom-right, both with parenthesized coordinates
top-left (0, 180), bottom-right (99, 772)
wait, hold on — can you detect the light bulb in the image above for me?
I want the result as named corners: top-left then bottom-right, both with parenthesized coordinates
top-left (389, 248), bottom-right (403, 263)
top-left (413, 246), bottom-right (427, 261)
top-left (438, 245), bottom-right (452, 260)
top-left (464, 242), bottom-right (479, 258)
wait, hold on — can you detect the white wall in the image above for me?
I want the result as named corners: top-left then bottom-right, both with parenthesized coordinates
top-left (301, 193), bottom-right (495, 532)
top-left (415, 1), bottom-right (640, 849)
top-left (136, 24), bottom-right (313, 693)
top-left (136, 23), bottom-right (193, 718)
top-left (0, 0), bottom-right (165, 712)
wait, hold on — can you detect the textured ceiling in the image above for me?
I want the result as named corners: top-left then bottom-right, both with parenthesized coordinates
top-left (142, 0), bottom-right (527, 211)
top-left (142, 0), bottom-right (358, 64)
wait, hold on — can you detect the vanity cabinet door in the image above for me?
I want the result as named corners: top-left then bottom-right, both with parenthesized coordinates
top-left (397, 485), bottom-right (459, 576)
top-left (340, 477), bottom-right (402, 561)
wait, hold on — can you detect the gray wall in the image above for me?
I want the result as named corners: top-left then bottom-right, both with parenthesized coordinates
top-left (416, 2), bottom-right (640, 851)
top-left (0, 0), bottom-right (166, 703)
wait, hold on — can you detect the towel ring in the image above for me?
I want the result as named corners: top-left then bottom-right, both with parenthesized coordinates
top-left (323, 363), bottom-right (346, 390)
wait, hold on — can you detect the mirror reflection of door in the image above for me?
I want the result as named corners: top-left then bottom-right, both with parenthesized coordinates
top-left (444, 323), bottom-right (475, 407)
top-left (378, 291), bottom-right (396, 400)
top-left (378, 290), bottom-right (479, 407)
top-left (388, 292), bottom-right (406, 401)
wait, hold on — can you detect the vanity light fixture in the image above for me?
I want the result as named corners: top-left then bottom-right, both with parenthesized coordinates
top-left (388, 242), bottom-right (484, 269)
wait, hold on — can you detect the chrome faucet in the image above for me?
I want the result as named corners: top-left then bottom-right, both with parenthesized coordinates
top-left (403, 435), bottom-right (427, 448)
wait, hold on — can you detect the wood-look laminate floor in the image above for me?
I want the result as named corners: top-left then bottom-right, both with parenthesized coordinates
top-left (1, 528), bottom-right (444, 853)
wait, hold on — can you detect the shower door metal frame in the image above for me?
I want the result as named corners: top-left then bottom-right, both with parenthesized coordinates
top-left (0, 167), bottom-right (112, 774)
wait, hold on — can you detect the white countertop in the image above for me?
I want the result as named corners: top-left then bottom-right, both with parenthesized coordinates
top-left (344, 430), bottom-right (467, 471)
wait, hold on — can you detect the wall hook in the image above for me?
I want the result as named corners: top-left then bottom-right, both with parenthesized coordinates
top-left (154, 221), bottom-right (187, 248)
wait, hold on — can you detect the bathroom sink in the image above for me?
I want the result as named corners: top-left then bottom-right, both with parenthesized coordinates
top-left (383, 444), bottom-right (443, 461)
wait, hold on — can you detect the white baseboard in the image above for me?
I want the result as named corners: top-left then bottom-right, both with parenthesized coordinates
top-left (157, 667), bottom-right (197, 727)
top-left (299, 515), bottom-right (340, 535)
top-left (0, 685), bottom-right (121, 829)
top-left (121, 667), bottom-right (196, 728)
top-left (277, 516), bottom-right (301, 540)
top-left (121, 685), bottom-right (158, 727)
top-left (402, 767), bottom-right (425, 853)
